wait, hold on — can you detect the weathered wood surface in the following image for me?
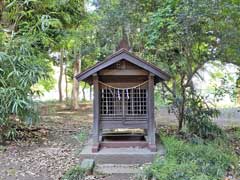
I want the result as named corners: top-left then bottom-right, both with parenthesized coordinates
top-left (148, 73), bottom-right (156, 151)
top-left (100, 121), bottom-right (148, 129)
top-left (75, 49), bottom-right (170, 83)
top-left (92, 74), bottom-right (100, 152)
top-left (99, 76), bottom-right (148, 84)
top-left (99, 69), bottom-right (148, 76)
top-left (77, 49), bottom-right (170, 152)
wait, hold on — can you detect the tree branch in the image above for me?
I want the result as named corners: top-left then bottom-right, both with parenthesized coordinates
top-left (161, 81), bottom-right (176, 97)
top-left (184, 60), bottom-right (209, 87)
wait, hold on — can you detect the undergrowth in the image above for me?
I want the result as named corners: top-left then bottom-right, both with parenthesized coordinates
top-left (234, 127), bottom-right (240, 139)
top-left (73, 129), bottom-right (88, 143)
top-left (137, 133), bottom-right (239, 180)
top-left (61, 165), bottom-right (86, 180)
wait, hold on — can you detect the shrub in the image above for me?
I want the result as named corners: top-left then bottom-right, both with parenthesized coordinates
top-left (62, 165), bottom-right (86, 180)
top-left (139, 136), bottom-right (238, 180)
top-left (184, 94), bottom-right (223, 139)
top-left (234, 128), bottom-right (240, 139)
top-left (0, 38), bottom-right (48, 142)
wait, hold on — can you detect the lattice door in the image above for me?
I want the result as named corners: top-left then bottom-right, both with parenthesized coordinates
top-left (100, 87), bottom-right (147, 117)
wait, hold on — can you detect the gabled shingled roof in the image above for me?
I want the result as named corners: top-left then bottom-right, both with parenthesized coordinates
top-left (75, 49), bottom-right (170, 83)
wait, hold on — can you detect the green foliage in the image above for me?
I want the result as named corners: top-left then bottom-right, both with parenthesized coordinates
top-left (154, 92), bottom-right (167, 108)
top-left (95, 0), bottom-right (159, 56)
top-left (36, 78), bottom-right (56, 92)
top-left (154, 84), bottom-right (169, 108)
top-left (0, 36), bottom-right (49, 141)
top-left (233, 128), bottom-right (240, 140)
top-left (184, 94), bottom-right (223, 139)
top-left (73, 129), bottom-right (88, 143)
top-left (1, 0), bottom-right (239, 143)
top-left (0, 0), bottom-right (86, 140)
top-left (143, 0), bottom-right (223, 130)
top-left (62, 165), bottom-right (86, 180)
top-left (36, 66), bottom-right (56, 92)
top-left (215, 0), bottom-right (240, 67)
top-left (138, 136), bottom-right (238, 180)
top-left (213, 75), bottom-right (238, 104)
top-left (143, 0), bottom-right (240, 131)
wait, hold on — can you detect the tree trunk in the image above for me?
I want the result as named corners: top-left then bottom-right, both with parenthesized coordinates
top-left (0, 0), bottom-right (4, 22)
top-left (90, 85), bottom-right (92, 101)
top-left (72, 52), bottom-right (81, 110)
top-left (178, 108), bottom-right (184, 131)
top-left (178, 84), bottom-right (186, 132)
top-left (58, 48), bottom-right (64, 102)
top-left (65, 65), bottom-right (68, 101)
top-left (82, 82), bottom-right (87, 101)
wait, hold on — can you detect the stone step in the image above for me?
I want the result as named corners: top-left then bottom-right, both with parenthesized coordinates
top-left (95, 164), bottom-right (142, 174)
top-left (80, 138), bottom-right (165, 164)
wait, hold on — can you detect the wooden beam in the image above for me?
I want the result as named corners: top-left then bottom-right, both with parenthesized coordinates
top-left (99, 82), bottom-right (148, 89)
top-left (100, 121), bottom-right (148, 129)
top-left (100, 141), bottom-right (148, 149)
top-left (99, 76), bottom-right (148, 84)
top-left (148, 73), bottom-right (156, 152)
top-left (99, 69), bottom-right (148, 76)
top-left (92, 73), bottom-right (100, 152)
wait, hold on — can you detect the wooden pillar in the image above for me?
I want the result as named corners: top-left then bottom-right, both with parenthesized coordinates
top-left (148, 73), bottom-right (156, 152)
top-left (92, 74), bottom-right (100, 152)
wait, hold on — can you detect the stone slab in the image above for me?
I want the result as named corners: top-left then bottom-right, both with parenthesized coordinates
top-left (95, 164), bottom-right (141, 174)
top-left (80, 138), bottom-right (164, 164)
top-left (80, 159), bottom-right (95, 175)
top-left (103, 173), bottom-right (135, 180)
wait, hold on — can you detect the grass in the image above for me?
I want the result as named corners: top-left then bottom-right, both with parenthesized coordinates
top-left (137, 133), bottom-right (239, 180)
top-left (73, 129), bottom-right (88, 143)
top-left (61, 165), bottom-right (86, 180)
top-left (234, 128), bottom-right (240, 139)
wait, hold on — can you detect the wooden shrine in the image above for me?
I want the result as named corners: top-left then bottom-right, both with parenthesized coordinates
top-left (76, 48), bottom-right (170, 152)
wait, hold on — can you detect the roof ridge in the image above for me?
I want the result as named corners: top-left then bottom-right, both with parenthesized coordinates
top-left (76, 49), bottom-right (171, 82)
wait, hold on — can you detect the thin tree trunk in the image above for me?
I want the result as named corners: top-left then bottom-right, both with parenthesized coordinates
top-left (65, 65), bottom-right (68, 101)
top-left (178, 82), bottom-right (186, 132)
top-left (90, 85), bottom-right (92, 101)
top-left (237, 87), bottom-right (240, 104)
top-left (0, 0), bottom-right (4, 21)
top-left (178, 107), bottom-right (184, 131)
top-left (178, 101), bottom-right (185, 132)
top-left (58, 48), bottom-right (64, 102)
top-left (72, 51), bottom-right (81, 110)
top-left (82, 82), bottom-right (87, 101)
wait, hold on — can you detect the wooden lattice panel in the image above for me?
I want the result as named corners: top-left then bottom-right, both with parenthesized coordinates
top-left (126, 89), bottom-right (147, 115)
top-left (100, 88), bottom-right (147, 116)
top-left (100, 89), bottom-right (122, 115)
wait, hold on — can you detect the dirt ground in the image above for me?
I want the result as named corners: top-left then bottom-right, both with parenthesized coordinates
top-left (0, 103), bottom-right (130, 180)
